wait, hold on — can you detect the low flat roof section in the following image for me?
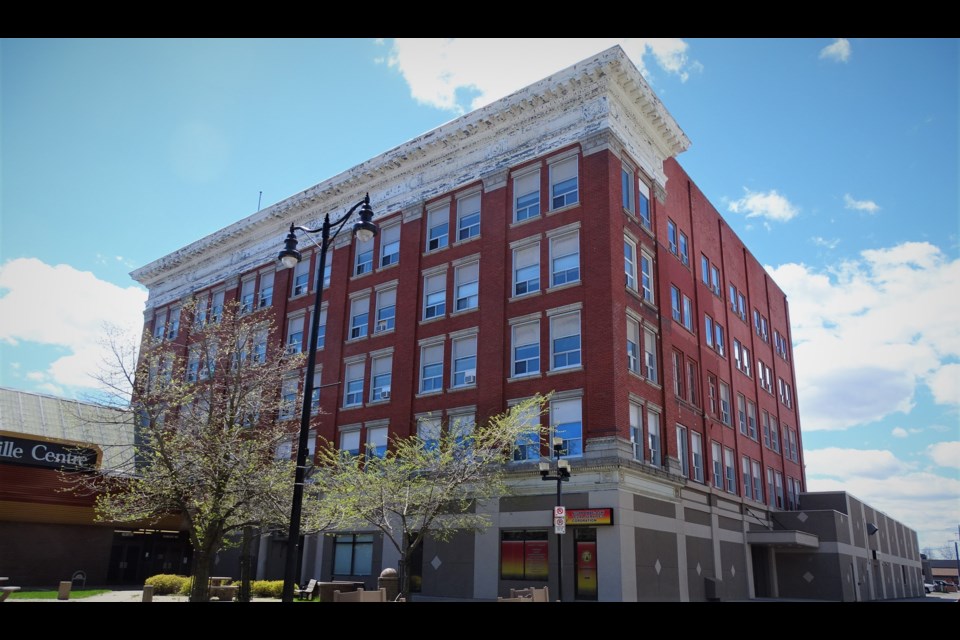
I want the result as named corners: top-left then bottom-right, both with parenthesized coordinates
top-left (746, 530), bottom-right (820, 549)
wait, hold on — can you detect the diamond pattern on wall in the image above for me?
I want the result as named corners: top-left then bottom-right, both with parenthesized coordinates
top-left (730, 565), bottom-right (736, 578)
top-left (654, 559), bottom-right (662, 575)
top-left (797, 512), bottom-right (808, 523)
top-left (431, 556), bottom-right (442, 570)
top-left (803, 571), bottom-right (815, 583)
top-left (696, 562), bottom-right (702, 576)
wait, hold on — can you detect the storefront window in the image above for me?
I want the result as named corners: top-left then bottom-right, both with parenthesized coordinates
top-left (332, 533), bottom-right (374, 576)
top-left (500, 530), bottom-right (549, 581)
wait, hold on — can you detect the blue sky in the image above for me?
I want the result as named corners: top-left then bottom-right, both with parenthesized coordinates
top-left (1, 38), bottom-right (957, 552)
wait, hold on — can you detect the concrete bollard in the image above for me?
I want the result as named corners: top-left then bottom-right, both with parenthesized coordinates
top-left (142, 585), bottom-right (154, 602)
top-left (57, 581), bottom-right (71, 600)
top-left (378, 568), bottom-right (399, 602)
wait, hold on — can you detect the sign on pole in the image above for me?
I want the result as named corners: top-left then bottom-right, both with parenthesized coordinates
top-left (554, 506), bottom-right (566, 534)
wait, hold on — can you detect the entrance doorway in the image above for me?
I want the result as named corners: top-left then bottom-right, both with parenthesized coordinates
top-left (574, 528), bottom-right (598, 600)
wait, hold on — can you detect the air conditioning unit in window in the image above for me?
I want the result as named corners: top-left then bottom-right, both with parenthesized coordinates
top-left (464, 371), bottom-right (476, 384)
top-left (375, 320), bottom-right (389, 333)
top-left (380, 388), bottom-right (391, 400)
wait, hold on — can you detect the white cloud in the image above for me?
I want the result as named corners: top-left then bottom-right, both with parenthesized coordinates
top-left (379, 38), bottom-right (701, 113)
top-left (844, 193), bottom-right (880, 214)
top-left (926, 363), bottom-right (959, 405)
top-left (805, 446), bottom-right (960, 550)
top-left (0, 258), bottom-right (147, 391)
top-left (812, 236), bottom-right (840, 249)
top-left (819, 38), bottom-right (851, 63)
top-left (927, 441), bottom-right (960, 469)
top-left (891, 427), bottom-right (909, 438)
top-left (728, 188), bottom-right (799, 222)
top-left (768, 241), bottom-right (960, 431)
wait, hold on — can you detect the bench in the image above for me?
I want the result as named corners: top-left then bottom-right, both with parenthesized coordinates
top-left (332, 587), bottom-right (386, 602)
top-left (209, 585), bottom-right (239, 601)
top-left (510, 586), bottom-right (550, 601)
top-left (295, 579), bottom-right (318, 601)
top-left (1, 587), bottom-right (21, 602)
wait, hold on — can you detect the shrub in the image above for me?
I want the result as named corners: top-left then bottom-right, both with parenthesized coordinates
top-left (178, 576), bottom-right (194, 596)
top-left (145, 574), bottom-right (189, 595)
top-left (250, 580), bottom-right (284, 598)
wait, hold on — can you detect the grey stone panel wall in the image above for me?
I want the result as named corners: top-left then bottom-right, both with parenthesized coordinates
top-left (420, 530), bottom-right (476, 598)
top-left (776, 551), bottom-right (842, 600)
top-left (684, 508), bottom-right (711, 526)
top-left (685, 535), bottom-right (715, 601)
top-left (719, 540), bottom-right (749, 599)
top-left (634, 529), bottom-right (680, 601)
top-left (634, 495), bottom-right (676, 518)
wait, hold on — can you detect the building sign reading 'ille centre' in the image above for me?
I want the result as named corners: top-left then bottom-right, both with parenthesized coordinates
top-left (0, 431), bottom-right (101, 471)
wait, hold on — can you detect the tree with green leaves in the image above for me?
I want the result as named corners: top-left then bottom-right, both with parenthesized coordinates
top-left (308, 394), bottom-right (549, 601)
top-left (67, 299), bottom-right (303, 602)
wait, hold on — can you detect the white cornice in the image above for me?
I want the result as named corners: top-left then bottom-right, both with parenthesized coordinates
top-left (132, 45), bottom-right (689, 310)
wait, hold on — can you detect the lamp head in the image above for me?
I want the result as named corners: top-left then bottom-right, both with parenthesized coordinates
top-left (352, 193), bottom-right (378, 243)
top-left (539, 461), bottom-right (550, 477)
top-left (278, 224), bottom-right (302, 269)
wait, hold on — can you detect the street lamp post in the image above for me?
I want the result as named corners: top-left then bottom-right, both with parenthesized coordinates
top-left (539, 437), bottom-right (571, 602)
top-left (276, 193), bottom-right (377, 603)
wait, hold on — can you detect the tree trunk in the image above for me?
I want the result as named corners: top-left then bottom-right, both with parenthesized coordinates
top-left (399, 531), bottom-right (411, 602)
top-left (190, 547), bottom-right (213, 602)
top-left (238, 526), bottom-right (253, 602)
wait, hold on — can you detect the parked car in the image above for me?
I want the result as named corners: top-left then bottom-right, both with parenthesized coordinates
top-left (924, 582), bottom-right (935, 593)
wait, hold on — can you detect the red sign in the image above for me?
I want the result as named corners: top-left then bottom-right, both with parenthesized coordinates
top-left (565, 508), bottom-right (614, 526)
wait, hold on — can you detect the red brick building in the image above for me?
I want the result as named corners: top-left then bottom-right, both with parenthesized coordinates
top-left (131, 46), bottom-right (922, 601)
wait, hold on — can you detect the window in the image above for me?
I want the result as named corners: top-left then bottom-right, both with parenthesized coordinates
top-left (427, 205), bottom-right (449, 251)
top-left (678, 231), bottom-right (689, 266)
top-left (778, 378), bottom-right (793, 409)
top-left (672, 351), bottom-right (684, 398)
top-left (451, 413), bottom-right (476, 449)
top-left (766, 468), bottom-right (775, 508)
top-left (320, 251), bottom-right (333, 289)
top-left (500, 530), bottom-right (549, 581)
top-left (788, 427), bottom-right (799, 462)
top-left (730, 284), bottom-right (746, 321)
top-left (370, 355), bottom-right (392, 402)
top-left (354, 236), bottom-right (374, 276)
top-left (677, 425), bottom-right (689, 478)
top-left (638, 181), bottom-right (651, 228)
top-left (367, 426), bottom-right (388, 459)
top-left (624, 238), bottom-right (637, 290)
top-left (671, 286), bottom-right (681, 323)
top-left (758, 360), bottom-right (773, 393)
top-left (754, 309), bottom-right (769, 342)
top-left (344, 362), bottom-right (364, 407)
top-left (280, 377), bottom-right (298, 420)
top-left (770, 415), bottom-right (781, 453)
top-left (640, 251), bottom-right (654, 302)
top-left (166, 308), bottom-right (180, 340)
top-left (375, 288), bottom-right (396, 333)
top-left (621, 166), bottom-right (634, 212)
top-left (705, 315), bottom-right (714, 348)
top-left (762, 410), bottom-right (771, 448)
top-left (513, 402), bottom-right (541, 461)
top-left (747, 400), bottom-right (757, 440)
top-left (712, 442), bottom-right (723, 489)
top-left (513, 243), bottom-right (540, 297)
top-left (252, 329), bottom-right (267, 363)
top-left (668, 220), bottom-right (678, 255)
top-left (240, 279), bottom-right (255, 314)
top-left (707, 374), bottom-right (717, 415)
top-left (418, 417), bottom-right (441, 451)
top-left (629, 402), bottom-right (643, 460)
top-left (186, 350), bottom-right (199, 383)
top-left (457, 193), bottom-right (481, 241)
top-left (550, 311), bottom-right (581, 370)
top-left (349, 296), bottom-right (369, 340)
top-left (420, 343), bottom-right (443, 394)
top-left (310, 371), bottom-right (321, 414)
top-left (514, 170), bottom-right (541, 222)
top-left (316, 307), bottom-right (327, 349)
top-left (714, 322), bottom-right (725, 356)
top-left (643, 328), bottom-right (659, 384)
top-left (292, 259), bottom-right (310, 297)
top-left (774, 471), bottom-right (785, 509)
top-left (550, 231), bottom-right (580, 287)
top-left (193, 298), bottom-right (208, 328)
top-left (682, 295), bottom-right (693, 331)
top-left (380, 223), bottom-right (400, 267)
top-left (551, 396), bottom-right (582, 457)
top-left (258, 273), bottom-right (274, 308)
top-left (786, 476), bottom-right (799, 510)
top-left (686, 359), bottom-right (699, 406)
top-left (333, 533), bottom-right (373, 576)
top-left (452, 335), bottom-right (477, 387)
top-left (550, 156), bottom-right (578, 209)
top-left (286, 316), bottom-right (304, 354)
top-left (752, 460), bottom-right (763, 504)
top-left (742, 456), bottom-right (753, 500)
top-left (626, 317), bottom-right (640, 374)
top-left (710, 266), bottom-right (720, 296)
top-left (200, 344), bottom-right (216, 381)
top-left (512, 321), bottom-right (540, 378)
top-left (454, 261), bottom-right (479, 312)
top-left (719, 381), bottom-right (731, 426)
top-left (724, 447), bottom-right (736, 494)
top-left (737, 293), bottom-right (746, 321)
top-left (690, 431), bottom-right (704, 483)
top-left (775, 330), bottom-right (790, 360)
top-left (647, 409), bottom-right (661, 466)
top-left (210, 291), bottom-right (224, 324)
top-left (734, 340), bottom-right (751, 377)
top-left (423, 272), bottom-right (446, 320)
top-left (340, 430), bottom-right (361, 457)
top-left (737, 394), bottom-right (747, 435)
top-left (701, 255), bottom-right (710, 285)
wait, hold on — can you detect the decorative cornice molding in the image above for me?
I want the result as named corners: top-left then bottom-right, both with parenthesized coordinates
top-left (480, 167), bottom-right (509, 192)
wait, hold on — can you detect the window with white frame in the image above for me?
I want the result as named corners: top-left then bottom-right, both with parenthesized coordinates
top-left (647, 408), bottom-right (661, 466)
top-left (742, 456), bottom-right (753, 500)
top-left (349, 296), bottom-right (369, 340)
top-left (457, 193), bottom-right (481, 241)
top-left (200, 344), bottom-right (216, 381)
top-left (211, 290), bottom-right (224, 323)
top-left (418, 416), bottom-right (441, 451)
top-left (370, 354), bottom-right (392, 402)
top-left (621, 166), bottom-right (634, 213)
top-left (310, 371), bottom-right (321, 414)
top-left (701, 255), bottom-right (710, 285)
top-left (292, 258), bottom-right (310, 297)
top-left (629, 401), bottom-right (643, 460)
top-left (709, 266), bottom-right (720, 297)
top-left (512, 320), bottom-right (540, 378)
top-left (320, 250), bottom-right (333, 289)
top-left (379, 223), bottom-right (400, 267)
top-left (423, 272), bottom-right (446, 320)
top-left (186, 349), bottom-right (199, 383)
top-left (747, 400), bottom-right (757, 440)
top-left (667, 220), bottom-right (678, 255)
top-left (762, 410), bottom-right (771, 448)
top-left (774, 471), bottom-right (785, 509)
top-left (454, 261), bottom-right (479, 312)
top-left (450, 412), bottom-right (476, 448)
top-left (451, 335), bottom-right (477, 387)
top-left (316, 306), bottom-right (327, 349)
top-left (512, 402), bottom-right (541, 461)
top-left (671, 286), bottom-right (681, 323)
top-left (240, 279), bottom-right (255, 314)
top-left (770, 414), bottom-right (781, 453)
top-left (375, 287), bottom-right (396, 334)
top-left (286, 316), bottom-right (304, 354)
top-left (550, 231), bottom-right (579, 287)
top-left (280, 377), bottom-right (298, 420)
top-left (550, 311), bottom-right (581, 370)
top-left (724, 447), bottom-right (736, 494)
top-left (514, 169), bottom-right (540, 222)
top-left (766, 468), bottom-right (775, 508)
top-left (252, 328), bottom-right (267, 363)
top-left (774, 330), bottom-right (790, 360)
top-left (778, 378), bottom-right (793, 409)
top-left (551, 396), bottom-right (582, 457)
top-left (707, 374), bottom-right (717, 415)
top-left (758, 359), bottom-right (772, 393)
top-left (752, 460), bottom-right (763, 503)
top-left (712, 441), bottom-right (723, 489)
top-left (513, 243), bottom-right (540, 297)
top-left (786, 476), bottom-right (799, 510)
top-left (643, 328), bottom-right (658, 384)
top-left (354, 236), bottom-right (374, 276)
top-left (367, 425), bottom-right (388, 459)
top-left (713, 321), bottom-right (725, 356)
top-left (344, 362), bottom-right (364, 407)
top-left (419, 343), bottom-right (443, 394)
top-left (638, 180), bottom-right (651, 228)
top-left (719, 381), bottom-right (731, 426)
top-left (193, 297), bottom-right (208, 328)
top-left (258, 272), bottom-right (274, 309)
top-left (705, 315), bottom-right (714, 348)
top-left (682, 294), bottom-right (693, 331)
top-left (426, 205), bottom-right (449, 252)
top-left (624, 237), bottom-right (637, 291)
top-left (677, 425), bottom-right (689, 478)
top-left (691, 431), bottom-right (704, 483)
top-left (626, 316), bottom-right (641, 375)
top-left (686, 359), bottom-right (699, 407)
top-left (340, 429), bottom-right (361, 457)
top-left (737, 393), bottom-right (747, 434)
top-left (672, 352), bottom-right (684, 399)
top-left (166, 307), bottom-right (180, 340)
top-left (640, 250), bottom-right (654, 303)
top-left (549, 156), bottom-right (578, 210)
top-left (788, 427), bottom-right (798, 462)
top-left (678, 231), bottom-right (689, 266)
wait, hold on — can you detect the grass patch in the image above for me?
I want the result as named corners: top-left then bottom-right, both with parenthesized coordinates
top-left (8, 589), bottom-right (111, 600)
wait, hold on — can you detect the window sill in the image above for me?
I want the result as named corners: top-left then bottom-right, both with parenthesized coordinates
top-left (510, 215), bottom-right (541, 229)
top-left (547, 366), bottom-right (583, 377)
top-left (350, 271), bottom-right (374, 282)
top-left (371, 327), bottom-right (395, 338)
top-left (451, 306), bottom-right (478, 317)
top-left (345, 335), bottom-right (369, 345)
top-left (422, 245), bottom-right (450, 258)
top-left (377, 261), bottom-right (399, 274)
top-left (644, 379), bottom-right (662, 390)
top-left (416, 390), bottom-right (443, 399)
top-left (447, 384), bottom-right (477, 393)
top-left (367, 399), bottom-right (391, 407)
top-left (641, 298), bottom-right (657, 312)
top-left (628, 369), bottom-right (644, 382)
top-left (419, 316), bottom-right (446, 327)
top-left (510, 290), bottom-right (542, 302)
top-left (452, 235), bottom-right (480, 248)
top-left (546, 280), bottom-right (581, 294)
top-left (547, 202), bottom-right (580, 217)
top-left (508, 373), bottom-right (543, 383)
top-left (340, 404), bottom-right (364, 411)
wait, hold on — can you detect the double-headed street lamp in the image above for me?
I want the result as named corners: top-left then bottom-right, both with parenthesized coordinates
top-left (539, 437), bottom-right (571, 602)
top-left (277, 193), bottom-right (377, 602)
